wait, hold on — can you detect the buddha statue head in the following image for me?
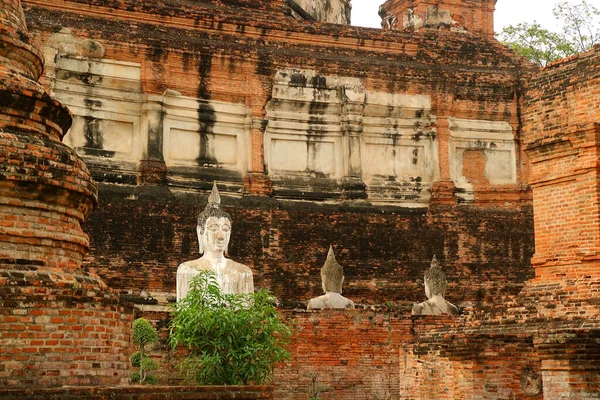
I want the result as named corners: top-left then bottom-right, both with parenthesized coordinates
top-left (321, 246), bottom-right (344, 294)
top-left (196, 182), bottom-right (232, 256)
top-left (424, 255), bottom-right (447, 299)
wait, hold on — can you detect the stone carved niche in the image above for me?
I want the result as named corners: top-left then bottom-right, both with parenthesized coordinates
top-left (361, 92), bottom-right (438, 205)
top-left (520, 366), bottom-right (542, 396)
top-left (265, 69), bottom-right (357, 199)
top-left (265, 69), bottom-right (437, 206)
top-left (44, 29), bottom-right (143, 184)
top-left (43, 29), bottom-right (250, 191)
top-left (449, 118), bottom-right (516, 201)
top-left (161, 96), bottom-right (250, 191)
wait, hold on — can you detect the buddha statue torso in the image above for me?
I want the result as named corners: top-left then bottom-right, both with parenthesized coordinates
top-left (177, 257), bottom-right (254, 300)
top-left (307, 292), bottom-right (355, 310)
top-left (176, 182), bottom-right (254, 302)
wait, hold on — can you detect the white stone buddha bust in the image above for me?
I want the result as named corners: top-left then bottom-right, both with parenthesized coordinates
top-left (412, 256), bottom-right (458, 316)
top-left (176, 182), bottom-right (254, 301)
top-left (307, 246), bottom-right (355, 310)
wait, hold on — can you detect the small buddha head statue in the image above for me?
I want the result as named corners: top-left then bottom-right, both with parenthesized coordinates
top-left (424, 256), bottom-right (447, 299)
top-left (321, 246), bottom-right (344, 294)
top-left (197, 182), bottom-right (232, 255)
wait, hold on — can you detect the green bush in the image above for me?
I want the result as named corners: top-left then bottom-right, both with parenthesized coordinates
top-left (131, 351), bottom-right (142, 368)
top-left (169, 270), bottom-right (292, 385)
top-left (133, 318), bottom-right (159, 348)
top-left (131, 318), bottom-right (159, 384)
top-left (143, 374), bottom-right (158, 385)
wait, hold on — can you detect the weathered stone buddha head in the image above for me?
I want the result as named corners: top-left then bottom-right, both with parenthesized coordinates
top-left (197, 182), bottom-right (232, 255)
top-left (424, 255), bottom-right (447, 299)
top-left (321, 246), bottom-right (344, 293)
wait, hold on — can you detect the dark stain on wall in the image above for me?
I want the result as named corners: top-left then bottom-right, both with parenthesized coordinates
top-left (196, 52), bottom-right (218, 165)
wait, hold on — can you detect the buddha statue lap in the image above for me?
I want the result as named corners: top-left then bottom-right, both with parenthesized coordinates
top-left (176, 182), bottom-right (254, 301)
top-left (307, 246), bottom-right (355, 310)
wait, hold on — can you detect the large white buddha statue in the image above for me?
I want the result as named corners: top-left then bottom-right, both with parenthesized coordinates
top-left (176, 182), bottom-right (254, 301)
top-left (412, 256), bottom-right (458, 316)
top-left (307, 246), bottom-right (355, 310)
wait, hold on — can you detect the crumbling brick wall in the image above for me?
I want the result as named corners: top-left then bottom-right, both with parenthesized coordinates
top-left (84, 186), bottom-right (534, 306)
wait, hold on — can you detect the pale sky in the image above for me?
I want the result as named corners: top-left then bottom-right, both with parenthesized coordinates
top-left (350, 0), bottom-right (583, 33)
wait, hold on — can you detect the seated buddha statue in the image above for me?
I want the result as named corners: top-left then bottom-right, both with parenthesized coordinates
top-left (176, 182), bottom-right (254, 301)
top-left (307, 246), bottom-right (355, 310)
top-left (412, 256), bottom-right (458, 316)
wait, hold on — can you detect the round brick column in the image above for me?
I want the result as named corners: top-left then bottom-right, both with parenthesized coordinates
top-left (0, 0), bottom-right (132, 387)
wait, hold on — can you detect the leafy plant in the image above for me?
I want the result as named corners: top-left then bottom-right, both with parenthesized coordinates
top-left (498, 0), bottom-right (600, 66)
top-left (498, 22), bottom-right (576, 66)
top-left (132, 318), bottom-right (159, 384)
top-left (169, 270), bottom-right (292, 385)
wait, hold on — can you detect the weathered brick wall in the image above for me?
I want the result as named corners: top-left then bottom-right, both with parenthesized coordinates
top-left (523, 45), bottom-right (600, 271)
top-left (139, 308), bottom-right (543, 400)
top-left (19, 0), bottom-right (534, 307)
top-left (0, 385), bottom-right (275, 400)
top-left (22, 0), bottom-right (529, 193)
top-left (83, 185), bottom-right (534, 306)
top-left (380, 0), bottom-right (496, 38)
top-left (0, 266), bottom-right (133, 387)
top-left (2, 0), bottom-right (599, 397)
top-left (518, 45), bottom-right (600, 399)
top-left (0, 0), bottom-right (134, 388)
top-left (275, 310), bottom-right (408, 399)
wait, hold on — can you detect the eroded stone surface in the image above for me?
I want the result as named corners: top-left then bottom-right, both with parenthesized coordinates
top-left (287, 0), bottom-right (351, 24)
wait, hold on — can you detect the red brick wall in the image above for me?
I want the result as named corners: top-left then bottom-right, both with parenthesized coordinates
top-left (275, 310), bottom-right (407, 399)
top-left (523, 45), bottom-right (600, 272)
top-left (0, 0), bottom-right (134, 388)
top-left (461, 149), bottom-right (488, 184)
top-left (520, 45), bottom-right (600, 398)
top-left (139, 308), bottom-right (543, 400)
top-left (0, 266), bottom-right (133, 387)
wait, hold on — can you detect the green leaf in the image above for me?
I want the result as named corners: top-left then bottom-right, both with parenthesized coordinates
top-left (168, 270), bottom-right (292, 385)
top-left (497, 0), bottom-right (599, 67)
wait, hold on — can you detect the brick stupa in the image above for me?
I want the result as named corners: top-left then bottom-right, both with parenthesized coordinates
top-left (0, 0), bottom-right (131, 387)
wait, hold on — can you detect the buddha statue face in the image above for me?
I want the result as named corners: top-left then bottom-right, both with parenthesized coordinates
top-left (197, 216), bottom-right (231, 256)
top-left (195, 182), bottom-right (232, 257)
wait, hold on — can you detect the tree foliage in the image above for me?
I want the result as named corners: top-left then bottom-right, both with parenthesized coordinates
top-left (133, 318), bottom-right (159, 347)
top-left (169, 271), bottom-right (292, 386)
top-left (498, 0), bottom-right (600, 66)
top-left (131, 318), bottom-right (160, 384)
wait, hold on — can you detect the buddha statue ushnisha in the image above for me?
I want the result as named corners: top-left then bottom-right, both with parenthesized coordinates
top-left (412, 256), bottom-right (458, 316)
top-left (307, 246), bottom-right (355, 310)
top-left (176, 182), bottom-right (254, 301)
